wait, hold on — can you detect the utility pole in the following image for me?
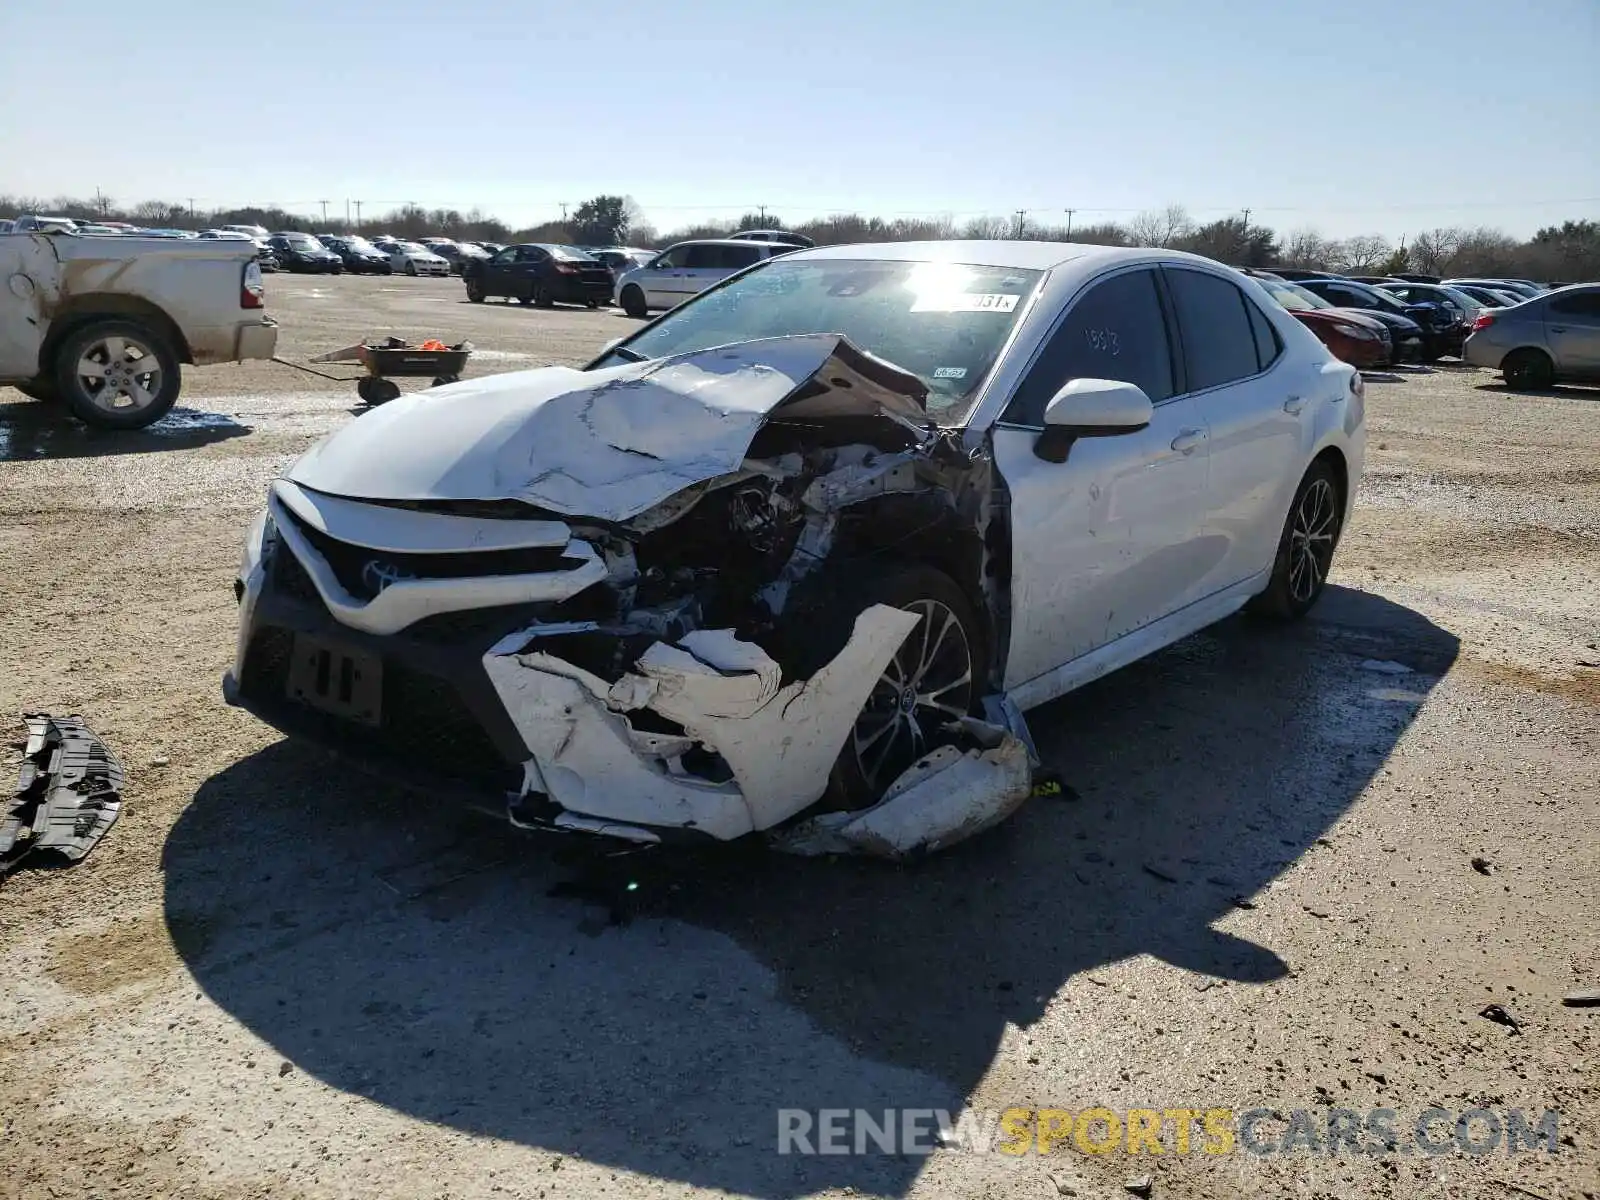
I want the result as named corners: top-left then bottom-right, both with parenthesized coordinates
top-left (559, 202), bottom-right (569, 222)
top-left (1014, 209), bottom-right (1027, 238)
top-left (186, 197), bottom-right (196, 221)
top-left (345, 199), bottom-right (350, 227)
top-left (353, 200), bottom-right (363, 226)
top-left (758, 204), bottom-right (767, 222)
top-left (1241, 207), bottom-right (1251, 230)
top-left (318, 199), bottom-right (329, 224)
top-left (95, 187), bottom-right (107, 216)
top-left (1063, 208), bottom-right (1075, 238)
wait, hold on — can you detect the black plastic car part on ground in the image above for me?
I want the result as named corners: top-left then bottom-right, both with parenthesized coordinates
top-left (2, 714), bottom-right (124, 878)
top-left (462, 243), bottom-right (615, 307)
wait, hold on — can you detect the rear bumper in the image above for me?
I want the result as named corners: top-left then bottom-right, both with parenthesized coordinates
top-left (188, 318), bottom-right (278, 365)
top-left (553, 278), bottom-right (613, 304)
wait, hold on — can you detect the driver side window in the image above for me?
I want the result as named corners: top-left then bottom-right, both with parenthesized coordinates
top-left (1002, 269), bottom-right (1175, 427)
top-left (652, 246), bottom-right (685, 270)
top-left (491, 247), bottom-right (517, 265)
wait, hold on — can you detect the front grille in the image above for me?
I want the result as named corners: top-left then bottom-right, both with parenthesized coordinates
top-left (271, 546), bottom-right (319, 602)
top-left (279, 509), bottom-right (582, 602)
top-left (240, 627), bottom-right (511, 786)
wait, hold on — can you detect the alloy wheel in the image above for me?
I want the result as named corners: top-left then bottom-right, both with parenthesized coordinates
top-left (74, 334), bottom-right (163, 414)
top-left (851, 599), bottom-right (974, 791)
top-left (1288, 477), bottom-right (1338, 604)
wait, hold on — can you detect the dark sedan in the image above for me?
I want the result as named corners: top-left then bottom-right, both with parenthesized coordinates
top-left (322, 235), bottom-right (394, 274)
top-left (462, 243), bottom-right (614, 307)
top-left (268, 233), bottom-right (344, 274)
top-left (1294, 278), bottom-right (1451, 361)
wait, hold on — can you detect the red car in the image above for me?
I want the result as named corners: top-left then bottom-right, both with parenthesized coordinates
top-left (1246, 272), bottom-right (1393, 368)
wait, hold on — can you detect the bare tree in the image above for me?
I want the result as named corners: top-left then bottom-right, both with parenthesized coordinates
top-left (1409, 228), bottom-right (1460, 275)
top-left (1127, 204), bottom-right (1193, 247)
top-left (1329, 234), bottom-right (1392, 273)
top-left (1282, 227), bottom-right (1334, 268)
top-left (959, 215), bottom-right (1013, 240)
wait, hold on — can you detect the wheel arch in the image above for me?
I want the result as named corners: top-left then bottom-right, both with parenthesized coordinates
top-left (40, 294), bottom-right (192, 372)
top-left (1311, 444), bottom-right (1349, 517)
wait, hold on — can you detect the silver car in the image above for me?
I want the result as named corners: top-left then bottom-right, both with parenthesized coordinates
top-left (614, 238), bottom-right (794, 318)
top-left (1462, 284), bottom-right (1600, 389)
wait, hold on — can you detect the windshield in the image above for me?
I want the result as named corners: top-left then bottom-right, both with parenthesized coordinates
top-left (398, 242), bottom-right (427, 254)
top-left (343, 237), bottom-right (375, 251)
top-left (284, 234), bottom-right (319, 248)
top-left (595, 257), bottom-right (1043, 423)
top-left (1257, 277), bottom-right (1327, 311)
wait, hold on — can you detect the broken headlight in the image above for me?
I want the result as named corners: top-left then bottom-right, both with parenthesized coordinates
top-left (238, 508), bottom-right (277, 588)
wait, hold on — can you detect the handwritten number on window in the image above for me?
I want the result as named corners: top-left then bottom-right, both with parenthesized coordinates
top-left (1084, 327), bottom-right (1121, 355)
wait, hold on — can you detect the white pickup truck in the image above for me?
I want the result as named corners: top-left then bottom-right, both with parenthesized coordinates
top-left (0, 231), bottom-right (278, 429)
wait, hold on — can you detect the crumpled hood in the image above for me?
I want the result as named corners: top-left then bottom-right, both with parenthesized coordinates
top-left (287, 334), bottom-right (928, 522)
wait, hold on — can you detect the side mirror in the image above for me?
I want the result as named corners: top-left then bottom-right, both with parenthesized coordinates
top-left (1034, 378), bottom-right (1153, 463)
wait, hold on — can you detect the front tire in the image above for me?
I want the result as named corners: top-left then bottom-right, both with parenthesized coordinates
top-left (1248, 460), bottom-right (1343, 619)
top-left (53, 319), bottom-right (180, 429)
top-left (620, 285), bottom-right (648, 318)
top-left (783, 565), bottom-right (985, 810)
top-left (406, 262), bottom-right (418, 277)
top-left (1502, 348), bottom-right (1554, 390)
top-left (465, 279), bottom-right (485, 303)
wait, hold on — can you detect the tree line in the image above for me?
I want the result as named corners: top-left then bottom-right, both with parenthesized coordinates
top-left (5, 191), bottom-right (1596, 282)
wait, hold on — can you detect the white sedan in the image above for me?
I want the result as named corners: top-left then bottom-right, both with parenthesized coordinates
top-left (387, 242), bottom-right (450, 277)
top-left (227, 242), bottom-right (1363, 853)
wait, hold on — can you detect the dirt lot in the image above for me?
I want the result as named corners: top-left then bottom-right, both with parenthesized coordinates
top-left (1, 272), bottom-right (1596, 1200)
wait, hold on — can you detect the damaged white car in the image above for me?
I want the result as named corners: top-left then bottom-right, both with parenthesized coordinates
top-left (225, 242), bottom-right (1365, 855)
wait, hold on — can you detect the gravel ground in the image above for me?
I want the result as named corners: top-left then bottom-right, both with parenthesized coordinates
top-left (1, 273), bottom-right (1596, 1200)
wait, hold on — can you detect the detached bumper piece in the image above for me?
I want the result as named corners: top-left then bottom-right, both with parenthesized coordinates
top-left (2, 714), bottom-right (124, 878)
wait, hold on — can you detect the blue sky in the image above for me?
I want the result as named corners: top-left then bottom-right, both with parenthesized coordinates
top-left (2, 0), bottom-right (1596, 238)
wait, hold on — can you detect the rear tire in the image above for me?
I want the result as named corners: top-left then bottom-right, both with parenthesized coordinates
top-left (1247, 460), bottom-right (1343, 619)
top-left (1502, 348), bottom-right (1554, 390)
top-left (53, 319), bottom-right (180, 430)
top-left (14, 377), bottom-right (58, 403)
top-left (465, 279), bottom-right (485, 303)
top-left (406, 262), bottom-right (418, 277)
top-left (534, 282), bottom-right (554, 308)
top-left (620, 285), bottom-right (647, 319)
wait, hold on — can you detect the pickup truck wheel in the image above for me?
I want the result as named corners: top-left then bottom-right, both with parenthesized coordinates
top-left (620, 285), bottom-right (647, 319)
top-left (54, 320), bottom-right (179, 430)
top-left (465, 279), bottom-right (485, 303)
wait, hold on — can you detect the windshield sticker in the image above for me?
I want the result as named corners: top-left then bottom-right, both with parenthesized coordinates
top-left (932, 366), bottom-right (968, 379)
top-left (911, 292), bottom-right (1021, 314)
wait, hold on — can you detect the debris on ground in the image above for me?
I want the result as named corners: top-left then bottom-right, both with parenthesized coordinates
top-left (770, 717), bottom-right (1031, 859)
top-left (1124, 1174), bottom-right (1154, 1197)
top-left (1, 714), bottom-right (124, 879)
top-left (1562, 989), bottom-right (1600, 1008)
top-left (1471, 855), bottom-right (1495, 875)
top-left (1478, 1003), bottom-right (1522, 1033)
top-left (1030, 767), bottom-right (1077, 800)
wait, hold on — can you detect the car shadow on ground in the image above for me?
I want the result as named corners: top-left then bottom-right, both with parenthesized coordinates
top-left (1473, 380), bottom-right (1600, 400)
top-left (164, 585), bottom-right (1456, 1198)
top-left (0, 398), bottom-right (250, 461)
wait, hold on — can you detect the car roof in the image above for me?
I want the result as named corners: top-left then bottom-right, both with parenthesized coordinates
top-left (782, 240), bottom-right (1206, 272)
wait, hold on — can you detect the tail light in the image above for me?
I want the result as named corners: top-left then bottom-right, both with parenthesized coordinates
top-left (1472, 313), bottom-right (1494, 331)
top-left (555, 264), bottom-right (578, 275)
top-left (241, 261), bottom-right (265, 309)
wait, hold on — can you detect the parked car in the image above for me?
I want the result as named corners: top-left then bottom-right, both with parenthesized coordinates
top-left (728, 229), bottom-right (816, 248)
top-left (1246, 271), bottom-right (1393, 368)
top-left (470, 241), bottom-right (506, 254)
top-left (226, 241), bottom-right (1363, 852)
top-left (583, 246), bottom-right (656, 281)
top-left (1445, 278), bottom-right (1544, 301)
top-left (220, 224), bottom-right (270, 240)
top-left (613, 239), bottom-right (794, 317)
top-left (0, 219), bottom-right (13, 234)
top-left (322, 235), bottom-right (393, 274)
top-left (387, 242), bottom-right (451, 277)
top-left (1261, 267), bottom-right (1344, 282)
top-left (431, 241), bottom-right (489, 275)
top-left (75, 224), bottom-right (122, 236)
top-left (1449, 284), bottom-right (1519, 308)
top-left (269, 233), bottom-right (344, 274)
top-left (1379, 281), bottom-right (1486, 327)
top-left (1389, 273), bottom-right (1442, 284)
top-left (1, 230), bottom-right (276, 428)
top-left (1295, 278), bottom-right (1454, 360)
top-left (419, 237), bottom-right (457, 249)
top-left (462, 243), bottom-right (613, 306)
top-left (1463, 284), bottom-right (1600, 389)
top-left (13, 215), bottom-right (80, 234)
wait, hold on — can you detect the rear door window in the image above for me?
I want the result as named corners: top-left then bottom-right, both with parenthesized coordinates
top-left (1002, 268), bottom-right (1175, 426)
top-left (1164, 268), bottom-right (1265, 391)
top-left (683, 244), bottom-right (725, 270)
top-left (718, 244), bottom-right (764, 269)
top-left (1548, 291), bottom-right (1600, 319)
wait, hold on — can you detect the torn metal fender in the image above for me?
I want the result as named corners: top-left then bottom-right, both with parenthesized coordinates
top-left (770, 718), bottom-right (1032, 859)
top-left (484, 605), bottom-right (920, 840)
top-left (2, 715), bottom-right (125, 877)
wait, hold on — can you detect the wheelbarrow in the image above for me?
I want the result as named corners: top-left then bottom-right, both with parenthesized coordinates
top-left (274, 337), bottom-right (474, 405)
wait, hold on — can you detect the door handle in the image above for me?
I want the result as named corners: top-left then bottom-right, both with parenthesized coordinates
top-left (1170, 429), bottom-right (1207, 453)
top-left (1283, 395), bottom-right (1306, 415)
